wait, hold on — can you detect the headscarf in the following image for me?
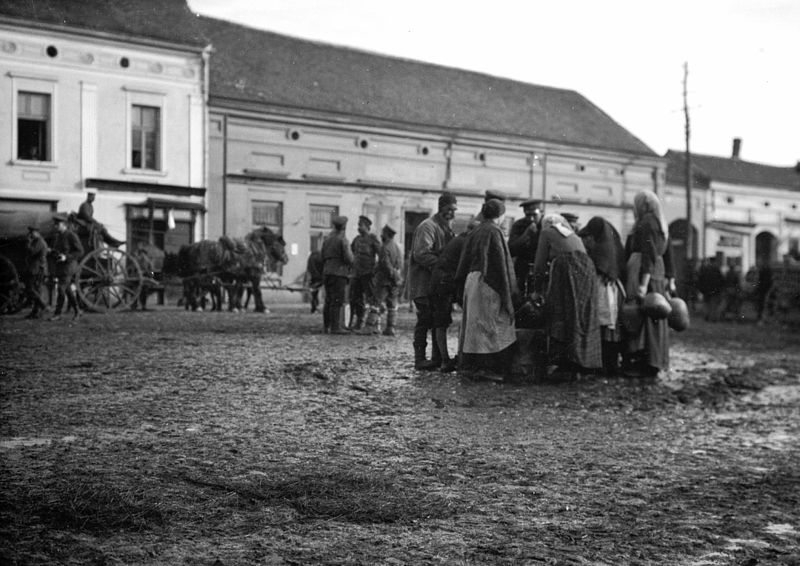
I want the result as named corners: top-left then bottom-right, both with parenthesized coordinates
top-left (578, 216), bottom-right (625, 282)
top-left (633, 190), bottom-right (667, 236)
top-left (541, 213), bottom-right (573, 236)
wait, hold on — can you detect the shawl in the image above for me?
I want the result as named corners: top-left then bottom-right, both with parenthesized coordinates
top-left (579, 216), bottom-right (625, 282)
top-left (455, 220), bottom-right (517, 316)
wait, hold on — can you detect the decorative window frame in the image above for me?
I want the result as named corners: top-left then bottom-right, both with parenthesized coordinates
top-left (122, 86), bottom-right (167, 176)
top-left (8, 71), bottom-right (58, 167)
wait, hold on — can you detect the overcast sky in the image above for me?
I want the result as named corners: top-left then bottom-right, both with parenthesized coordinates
top-left (188, 0), bottom-right (800, 166)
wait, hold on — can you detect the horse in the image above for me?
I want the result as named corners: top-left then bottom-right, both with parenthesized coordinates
top-left (177, 227), bottom-right (288, 313)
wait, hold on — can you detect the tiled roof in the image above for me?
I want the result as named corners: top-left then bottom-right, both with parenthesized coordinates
top-left (195, 17), bottom-right (656, 156)
top-left (665, 150), bottom-right (800, 191)
top-left (0, 0), bottom-right (207, 48)
top-left (1, 0), bottom-right (657, 156)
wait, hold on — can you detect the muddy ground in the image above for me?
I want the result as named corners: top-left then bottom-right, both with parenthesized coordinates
top-left (1, 304), bottom-right (799, 566)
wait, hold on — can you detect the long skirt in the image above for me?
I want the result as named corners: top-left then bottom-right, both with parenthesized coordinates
top-left (546, 251), bottom-right (602, 369)
top-left (459, 271), bottom-right (516, 355)
top-left (625, 252), bottom-right (669, 371)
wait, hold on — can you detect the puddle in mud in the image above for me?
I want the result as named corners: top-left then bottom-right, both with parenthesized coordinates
top-left (0, 435), bottom-right (77, 449)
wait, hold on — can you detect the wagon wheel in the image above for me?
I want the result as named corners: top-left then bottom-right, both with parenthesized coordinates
top-left (0, 254), bottom-right (26, 315)
top-left (76, 248), bottom-right (142, 313)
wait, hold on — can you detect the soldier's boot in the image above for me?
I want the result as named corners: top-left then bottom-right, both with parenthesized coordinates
top-left (351, 305), bottom-right (365, 331)
top-left (413, 327), bottom-right (439, 370)
top-left (382, 308), bottom-right (397, 336)
top-left (427, 333), bottom-right (442, 370)
top-left (358, 309), bottom-right (380, 335)
top-left (413, 326), bottom-right (429, 369)
top-left (331, 306), bottom-right (350, 335)
top-left (322, 302), bottom-right (331, 333)
top-left (435, 327), bottom-right (457, 373)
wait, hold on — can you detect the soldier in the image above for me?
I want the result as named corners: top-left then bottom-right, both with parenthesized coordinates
top-left (131, 244), bottom-right (154, 311)
top-left (49, 214), bottom-right (83, 321)
top-left (24, 226), bottom-right (49, 319)
top-left (364, 225), bottom-right (402, 336)
top-left (321, 215), bottom-right (354, 334)
top-left (304, 243), bottom-right (324, 314)
top-left (508, 198), bottom-right (543, 296)
top-left (562, 212), bottom-right (580, 232)
top-left (348, 215), bottom-right (381, 331)
top-left (408, 192), bottom-right (457, 369)
top-left (76, 191), bottom-right (124, 247)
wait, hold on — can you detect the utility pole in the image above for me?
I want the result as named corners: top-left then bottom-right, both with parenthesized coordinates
top-left (683, 62), bottom-right (693, 263)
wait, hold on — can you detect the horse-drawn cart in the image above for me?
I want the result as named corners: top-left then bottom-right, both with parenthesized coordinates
top-left (0, 210), bottom-right (158, 314)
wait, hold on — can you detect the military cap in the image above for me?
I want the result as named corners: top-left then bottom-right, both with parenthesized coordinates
top-left (332, 215), bottom-right (348, 228)
top-left (519, 198), bottom-right (543, 208)
top-left (52, 213), bottom-right (68, 223)
top-left (561, 212), bottom-right (579, 223)
top-left (358, 215), bottom-right (372, 227)
top-left (27, 225), bottom-right (40, 232)
top-left (438, 192), bottom-right (458, 208)
top-left (484, 190), bottom-right (508, 202)
top-left (381, 225), bottom-right (396, 238)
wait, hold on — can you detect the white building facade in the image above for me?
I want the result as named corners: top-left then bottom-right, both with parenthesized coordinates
top-left (0, 18), bottom-right (209, 257)
top-left (663, 147), bottom-right (800, 271)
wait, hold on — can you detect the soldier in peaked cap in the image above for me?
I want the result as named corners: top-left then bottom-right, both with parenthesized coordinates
top-left (561, 212), bottom-right (580, 231)
top-left (349, 215), bottom-right (381, 331)
top-left (49, 213), bottom-right (84, 321)
top-left (321, 215), bottom-right (354, 334)
top-left (485, 190), bottom-right (508, 202)
top-left (508, 198), bottom-right (544, 295)
top-left (368, 224), bottom-right (403, 336)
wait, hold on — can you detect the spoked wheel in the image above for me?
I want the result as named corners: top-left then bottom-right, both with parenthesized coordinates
top-left (77, 248), bottom-right (142, 313)
top-left (0, 254), bottom-right (25, 315)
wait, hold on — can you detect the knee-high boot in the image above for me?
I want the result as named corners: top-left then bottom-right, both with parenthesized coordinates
top-left (383, 308), bottom-right (397, 336)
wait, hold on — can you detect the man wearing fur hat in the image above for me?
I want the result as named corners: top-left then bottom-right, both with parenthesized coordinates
top-left (408, 192), bottom-right (457, 369)
top-left (366, 225), bottom-right (403, 336)
top-left (349, 215), bottom-right (381, 331)
top-left (321, 215), bottom-right (354, 334)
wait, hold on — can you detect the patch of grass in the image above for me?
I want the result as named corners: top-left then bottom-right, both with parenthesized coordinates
top-left (185, 469), bottom-right (459, 524)
top-left (32, 479), bottom-right (166, 533)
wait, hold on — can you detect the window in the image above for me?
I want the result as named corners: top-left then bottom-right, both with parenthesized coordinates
top-left (17, 91), bottom-right (51, 161)
top-left (252, 201), bottom-right (284, 274)
top-left (309, 204), bottom-right (338, 252)
top-left (252, 201), bottom-right (283, 229)
top-left (131, 105), bottom-right (160, 170)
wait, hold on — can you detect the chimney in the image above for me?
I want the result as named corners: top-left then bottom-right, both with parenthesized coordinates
top-left (732, 138), bottom-right (742, 159)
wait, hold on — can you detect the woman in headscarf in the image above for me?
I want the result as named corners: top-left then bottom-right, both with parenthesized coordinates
top-left (624, 190), bottom-right (676, 377)
top-left (579, 217), bottom-right (627, 375)
top-left (454, 199), bottom-right (517, 377)
top-left (532, 213), bottom-right (602, 376)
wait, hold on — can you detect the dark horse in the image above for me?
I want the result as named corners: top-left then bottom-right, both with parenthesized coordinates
top-left (178, 227), bottom-right (288, 313)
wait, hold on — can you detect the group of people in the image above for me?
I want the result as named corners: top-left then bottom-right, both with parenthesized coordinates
top-left (406, 188), bottom-right (677, 379)
top-left (22, 192), bottom-right (153, 320)
top-left (311, 215), bottom-right (403, 336)
top-left (693, 256), bottom-right (773, 324)
top-left (23, 213), bottom-right (84, 321)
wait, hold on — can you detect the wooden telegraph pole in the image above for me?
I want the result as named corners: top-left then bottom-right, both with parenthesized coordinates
top-left (683, 62), bottom-right (693, 263)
